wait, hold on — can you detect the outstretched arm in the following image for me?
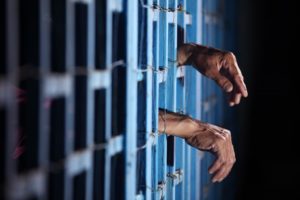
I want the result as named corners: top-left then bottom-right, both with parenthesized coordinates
top-left (158, 109), bottom-right (236, 183)
top-left (177, 43), bottom-right (248, 106)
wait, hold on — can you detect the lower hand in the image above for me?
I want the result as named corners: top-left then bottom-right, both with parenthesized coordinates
top-left (185, 121), bottom-right (236, 183)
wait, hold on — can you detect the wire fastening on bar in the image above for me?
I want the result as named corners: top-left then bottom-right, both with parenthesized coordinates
top-left (139, 0), bottom-right (186, 13)
top-left (135, 131), bottom-right (158, 152)
top-left (140, 180), bottom-right (166, 193)
top-left (158, 109), bottom-right (167, 134)
top-left (134, 65), bottom-right (168, 74)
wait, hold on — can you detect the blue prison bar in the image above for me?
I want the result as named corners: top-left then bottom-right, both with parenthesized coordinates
top-left (0, 0), bottom-right (233, 199)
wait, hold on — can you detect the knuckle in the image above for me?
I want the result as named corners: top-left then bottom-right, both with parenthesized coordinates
top-left (224, 132), bottom-right (230, 138)
top-left (224, 51), bottom-right (236, 60)
top-left (204, 70), bottom-right (215, 78)
top-left (225, 130), bottom-right (231, 136)
top-left (220, 129), bottom-right (231, 136)
top-left (226, 134), bottom-right (232, 141)
top-left (230, 158), bottom-right (236, 164)
top-left (219, 158), bottom-right (226, 164)
top-left (234, 74), bottom-right (244, 80)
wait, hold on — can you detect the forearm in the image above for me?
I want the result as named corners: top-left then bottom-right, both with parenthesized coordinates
top-left (177, 43), bottom-right (224, 66)
top-left (158, 109), bottom-right (198, 138)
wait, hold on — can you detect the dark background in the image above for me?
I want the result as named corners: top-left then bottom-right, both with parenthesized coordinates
top-left (230, 0), bottom-right (299, 199)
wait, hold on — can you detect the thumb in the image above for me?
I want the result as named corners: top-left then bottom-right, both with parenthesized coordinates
top-left (213, 74), bottom-right (233, 93)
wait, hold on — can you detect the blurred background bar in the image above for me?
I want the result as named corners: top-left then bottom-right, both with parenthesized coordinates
top-left (1, 0), bottom-right (298, 199)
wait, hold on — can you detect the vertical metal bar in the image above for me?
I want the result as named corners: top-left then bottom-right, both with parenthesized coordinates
top-left (145, 0), bottom-right (154, 199)
top-left (166, 0), bottom-right (177, 199)
top-left (65, 0), bottom-right (75, 156)
top-left (158, 0), bottom-right (168, 199)
top-left (175, 2), bottom-right (186, 198)
top-left (87, 0), bottom-right (95, 146)
top-left (175, 82), bottom-right (184, 200)
top-left (65, 0), bottom-right (76, 199)
top-left (39, 0), bottom-right (51, 199)
top-left (86, 1), bottom-right (95, 199)
top-left (195, 2), bottom-right (203, 200)
top-left (183, 1), bottom-right (192, 199)
top-left (152, 0), bottom-right (160, 198)
top-left (40, 0), bottom-right (50, 73)
top-left (39, 0), bottom-right (50, 170)
top-left (105, 0), bottom-right (113, 199)
top-left (125, 0), bottom-right (138, 199)
top-left (5, 0), bottom-right (18, 199)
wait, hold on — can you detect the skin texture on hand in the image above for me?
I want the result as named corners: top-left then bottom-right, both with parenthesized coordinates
top-left (177, 43), bottom-right (248, 106)
top-left (158, 109), bottom-right (236, 183)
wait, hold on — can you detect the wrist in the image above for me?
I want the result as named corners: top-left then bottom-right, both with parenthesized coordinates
top-left (173, 116), bottom-right (201, 138)
top-left (183, 117), bottom-right (199, 132)
top-left (177, 43), bottom-right (195, 66)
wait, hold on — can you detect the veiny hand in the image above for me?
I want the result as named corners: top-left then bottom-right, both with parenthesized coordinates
top-left (158, 109), bottom-right (236, 183)
top-left (185, 121), bottom-right (236, 183)
top-left (177, 43), bottom-right (248, 106)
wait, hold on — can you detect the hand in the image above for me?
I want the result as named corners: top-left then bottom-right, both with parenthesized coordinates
top-left (158, 110), bottom-right (236, 183)
top-left (177, 43), bottom-right (248, 106)
top-left (185, 121), bottom-right (236, 183)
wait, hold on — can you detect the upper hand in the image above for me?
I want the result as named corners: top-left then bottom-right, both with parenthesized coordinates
top-left (177, 43), bottom-right (248, 106)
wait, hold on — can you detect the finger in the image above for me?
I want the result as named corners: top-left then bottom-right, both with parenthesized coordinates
top-left (221, 139), bottom-right (235, 182)
top-left (212, 164), bottom-right (227, 183)
top-left (221, 162), bottom-right (234, 182)
top-left (208, 157), bottom-right (224, 175)
top-left (218, 155), bottom-right (235, 182)
top-left (213, 73), bottom-right (233, 93)
top-left (234, 93), bottom-right (242, 105)
top-left (227, 92), bottom-right (235, 106)
top-left (234, 75), bottom-right (248, 97)
top-left (217, 141), bottom-right (234, 182)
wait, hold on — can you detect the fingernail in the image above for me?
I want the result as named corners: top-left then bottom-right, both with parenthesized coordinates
top-left (209, 170), bottom-right (213, 174)
top-left (245, 90), bottom-right (248, 97)
top-left (229, 102), bottom-right (234, 107)
top-left (212, 179), bottom-right (217, 183)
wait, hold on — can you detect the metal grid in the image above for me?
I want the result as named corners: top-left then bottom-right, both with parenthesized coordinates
top-left (1, 0), bottom-right (228, 199)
